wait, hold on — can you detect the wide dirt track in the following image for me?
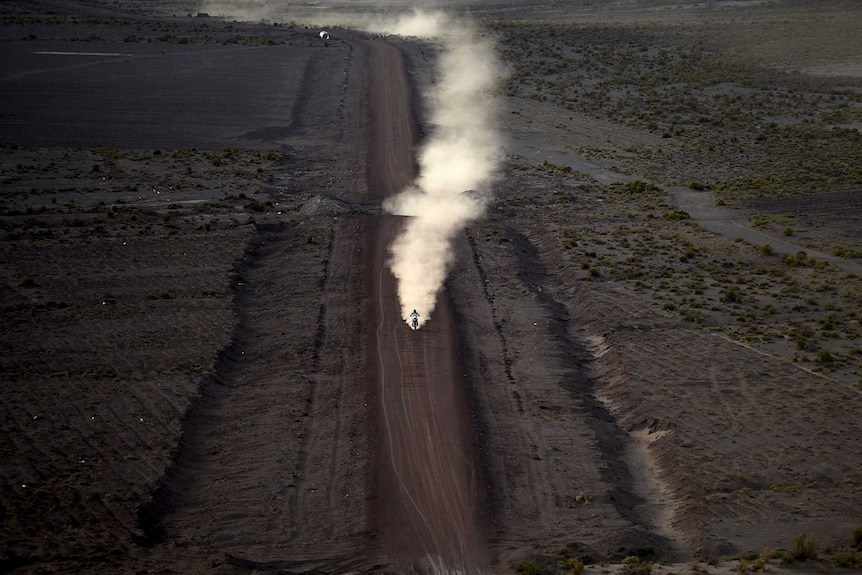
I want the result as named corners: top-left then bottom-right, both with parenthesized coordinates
top-left (365, 38), bottom-right (487, 572)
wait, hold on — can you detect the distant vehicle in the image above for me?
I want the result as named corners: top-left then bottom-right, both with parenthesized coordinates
top-left (410, 309), bottom-right (420, 330)
top-left (319, 30), bottom-right (330, 40)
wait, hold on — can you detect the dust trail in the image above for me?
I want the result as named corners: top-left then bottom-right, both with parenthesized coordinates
top-left (194, 3), bottom-right (503, 329)
top-left (374, 12), bottom-right (504, 328)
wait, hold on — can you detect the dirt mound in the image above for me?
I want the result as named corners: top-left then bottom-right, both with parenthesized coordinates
top-left (299, 194), bottom-right (371, 216)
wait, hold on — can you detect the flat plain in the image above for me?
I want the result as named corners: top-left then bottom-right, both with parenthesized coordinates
top-left (1, 1), bottom-right (861, 574)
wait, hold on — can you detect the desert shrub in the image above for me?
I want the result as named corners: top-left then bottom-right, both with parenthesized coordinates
top-left (785, 533), bottom-right (817, 562)
top-left (619, 179), bottom-right (663, 196)
top-left (851, 526), bottom-right (862, 549)
top-left (514, 560), bottom-right (539, 575)
top-left (662, 209), bottom-right (690, 221)
top-left (565, 557), bottom-right (585, 575)
top-left (833, 246), bottom-right (862, 258)
top-left (737, 549), bottom-right (760, 561)
top-left (683, 308), bottom-right (705, 324)
top-left (720, 285), bottom-right (743, 303)
top-left (760, 547), bottom-right (783, 561)
top-left (835, 552), bottom-right (862, 568)
top-left (621, 555), bottom-right (652, 574)
top-left (784, 251), bottom-right (816, 267)
top-left (760, 243), bottom-right (775, 256)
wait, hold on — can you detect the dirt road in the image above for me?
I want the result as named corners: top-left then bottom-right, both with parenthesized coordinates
top-left (364, 38), bottom-right (488, 573)
top-left (669, 186), bottom-right (862, 275)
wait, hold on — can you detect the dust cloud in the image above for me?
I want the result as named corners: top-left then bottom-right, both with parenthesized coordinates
top-left (194, 3), bottom-right (503, 329)
top-left (374, 12), bottom-right (503, 328)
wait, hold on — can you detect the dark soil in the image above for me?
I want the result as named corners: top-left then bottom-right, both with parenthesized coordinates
top-left (2, 2), bottom-right (862, 575)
